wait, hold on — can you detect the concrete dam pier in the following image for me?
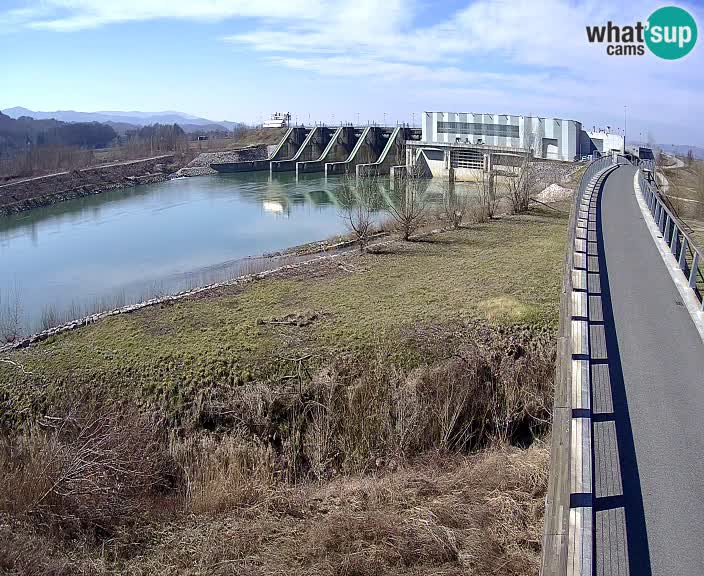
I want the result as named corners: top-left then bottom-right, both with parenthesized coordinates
top-left (210, 126), bottom-right (421, 177)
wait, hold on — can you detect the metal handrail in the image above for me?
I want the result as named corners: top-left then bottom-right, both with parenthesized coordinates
top-left (576, 155), bottom-right (617, 202)
top-left (637, 162), bottom-right (704, 306)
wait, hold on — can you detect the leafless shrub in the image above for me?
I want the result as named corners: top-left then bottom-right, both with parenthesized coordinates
top-left (474, 169), bottom-right (497, 222)
top-left (297, 324), bottom-right (553, 478)
top-left (439, 179), bottom-right (469, 228)
top-left (0, 445), bottom-right (547, 575)
top-left (0, 321), bottom-right (554, 574)
top-left (0, 286), bottom-right (23, 343)
top-left (687, 149), bottom-right (695, 166)
top-left (0, 404), bottom-right (171, 537)
top-left (505, 155), bottom-right (539, 214)
top-left (336, 174), bottom-right (383, 252)
top-left (0, 145), bottom-right (95, 180)
top-left (386, 164), bottom-right (430, 240)
top-left (39, 305), bottom-right (61, 331)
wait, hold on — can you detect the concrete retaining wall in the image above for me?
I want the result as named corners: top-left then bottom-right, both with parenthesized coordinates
top-left (296, 127), bottom-right (359, 175)
top-left (211, 127), bottom-right (311, 173)
top-left (356, 127), bottom-right (406, 178)
top-left (325, 127), bottom-right (388, 176)
top-left (271, 127), bottom-right (333, 172)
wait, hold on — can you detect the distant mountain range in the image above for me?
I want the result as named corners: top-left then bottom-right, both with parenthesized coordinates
top-left (1, 107), bottom-right (241, 133)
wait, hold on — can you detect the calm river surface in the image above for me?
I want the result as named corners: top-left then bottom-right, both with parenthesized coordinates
top-left (1, 172), bottom-right (462, 335)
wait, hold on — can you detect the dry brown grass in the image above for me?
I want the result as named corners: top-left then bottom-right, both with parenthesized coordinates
top-left (0, 322), bottom-right (553, 575)
top-left (0, 405), bottom-right (173, 540)
top-left (1, 446), bottom-right (548, 576)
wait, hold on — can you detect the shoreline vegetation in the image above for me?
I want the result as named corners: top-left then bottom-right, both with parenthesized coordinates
top-left (0, 192), bottom-right (570, 575)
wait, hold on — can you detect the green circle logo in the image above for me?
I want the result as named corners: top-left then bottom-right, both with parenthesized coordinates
top-left (645, 6), bottom-right (698, 59)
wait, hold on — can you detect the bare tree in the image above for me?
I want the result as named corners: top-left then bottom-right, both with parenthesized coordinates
top-left (336, 174), bottom-right (383, 252)
top-left (504, 152), bottom-right (538, 214)
top-left (502, 129), bottom-right (542, 214)
top-left (439, 179), bottom-right (469, 229)
top-left (386, 164), bottom-right (429, 240)
top-left (0, 284), bottom-right (23, 343)
top-left (687, 149), bottom-right (695, 166)
top-left (474, 168), bottom-right (497, 222)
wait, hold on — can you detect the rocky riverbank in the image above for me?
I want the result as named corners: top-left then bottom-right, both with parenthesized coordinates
top-left (0, 154), bottom-right (181, 215)
top-left (174, 145), bottom-right (269, 177)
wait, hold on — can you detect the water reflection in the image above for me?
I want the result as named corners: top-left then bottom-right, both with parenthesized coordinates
top-left (0, 172), bottom-right (474, 336)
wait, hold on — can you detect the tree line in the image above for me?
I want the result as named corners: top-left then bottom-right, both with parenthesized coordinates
top-left (0, 113), bottom-right (189, 180)
top-left (0, 112), bottom-right (117, 156)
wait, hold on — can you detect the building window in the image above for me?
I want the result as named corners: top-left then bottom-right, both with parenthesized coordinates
top-left (437, 121), bottom-right (519, 139)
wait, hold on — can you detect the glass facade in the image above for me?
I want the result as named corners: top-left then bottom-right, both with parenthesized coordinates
top-left (437, 121), bottom-right (519, 139)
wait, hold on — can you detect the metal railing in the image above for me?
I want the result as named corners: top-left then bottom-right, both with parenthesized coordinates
top-left (637, 164), bottom-right (704, 307)
top-left (576, 155), bottom-right (616, 201)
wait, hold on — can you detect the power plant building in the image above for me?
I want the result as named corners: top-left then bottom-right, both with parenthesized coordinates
top-left (420, 112), bottom-right (582, 161)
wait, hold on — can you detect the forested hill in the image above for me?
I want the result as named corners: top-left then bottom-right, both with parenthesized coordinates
top-left (0, 112), bottom-right (117, 156)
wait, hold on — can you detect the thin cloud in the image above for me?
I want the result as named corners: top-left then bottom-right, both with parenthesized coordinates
top-left (2, 0), bottom-right (702, 141)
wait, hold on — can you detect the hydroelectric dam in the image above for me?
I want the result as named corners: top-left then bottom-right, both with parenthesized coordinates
top-left (210, 126), bottom-right (422, 177)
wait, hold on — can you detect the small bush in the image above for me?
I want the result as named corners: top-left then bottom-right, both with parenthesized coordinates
top-left (0, 404), bottom-right (172, 538)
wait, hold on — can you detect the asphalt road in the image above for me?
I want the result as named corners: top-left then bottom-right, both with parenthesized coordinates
top-left (600, 164), bottom-right (704, 575)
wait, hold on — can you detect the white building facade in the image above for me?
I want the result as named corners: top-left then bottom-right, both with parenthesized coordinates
top-left (421, 112), bottom-right (582, 161)
top-left (581, 130), bottom-right (624, 156)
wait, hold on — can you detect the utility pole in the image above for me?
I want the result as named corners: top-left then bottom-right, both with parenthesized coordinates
top-left (412, 112), bottom-right (415, 127)
top-left (624, 105), bottom-right (627, 151)
top-left (383, 112), bottom-right (386, 126)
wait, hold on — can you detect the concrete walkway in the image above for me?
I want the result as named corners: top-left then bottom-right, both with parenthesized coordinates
top-left (594, 164), bottom-right (704, 575)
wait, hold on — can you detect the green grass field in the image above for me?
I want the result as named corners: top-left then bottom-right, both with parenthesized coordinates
top-left (0, 205), bottom-right (569, 428)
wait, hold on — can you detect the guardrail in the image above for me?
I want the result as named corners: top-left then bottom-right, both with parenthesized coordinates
top-left (578, 156), bottom-right (617, 197)
top-left (542, 154), bottom-right (617, 576)
top-left (637, 162), bottom-right (704, 306)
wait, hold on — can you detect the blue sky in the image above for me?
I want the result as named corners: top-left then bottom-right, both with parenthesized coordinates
top-left (1, 0), bottom-right (703, 145)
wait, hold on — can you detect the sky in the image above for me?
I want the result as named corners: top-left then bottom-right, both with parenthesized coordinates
top-left (1, 0), bottom-right (703, 146)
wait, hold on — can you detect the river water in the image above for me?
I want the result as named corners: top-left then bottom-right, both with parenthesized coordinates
top-left (1, 172), bottom-right (467, 335)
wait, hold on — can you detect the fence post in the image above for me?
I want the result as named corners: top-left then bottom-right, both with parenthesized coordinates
top-left (690, 252), bottom-right (700, 289)
top-left (664, 216), bottom-right (672, 245)
top-left (671, 228), bottom-right (680, 257)
top-left (679, 237), bottom-right (689, 271)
